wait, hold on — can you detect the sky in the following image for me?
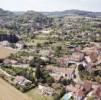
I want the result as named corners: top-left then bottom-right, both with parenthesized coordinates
top-left (0, 0), bottom-right (101, 12)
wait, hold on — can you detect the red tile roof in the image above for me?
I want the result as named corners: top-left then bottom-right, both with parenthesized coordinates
top-left (94, 85), bottom-right (101, 98)
top-left (83, 81), bottom-right (92, 92)
top-left (70, 52), bottom-right (84, 62)
top-left (47, 65), bottom-right (74, 75)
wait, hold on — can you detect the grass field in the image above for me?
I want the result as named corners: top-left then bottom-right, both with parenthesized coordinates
top-left (0, 47), bottom-right (16, 59)
top-left (0, 78), bottom-right (33, 100)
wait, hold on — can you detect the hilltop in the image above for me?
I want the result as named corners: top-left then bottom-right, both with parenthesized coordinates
top-left (42, 9), bottom-right (101, 17)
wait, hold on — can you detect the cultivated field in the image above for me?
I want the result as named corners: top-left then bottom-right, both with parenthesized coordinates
top-left (0, 78), bottom-right (32, 100)
top-left (0, 47), bottom-right (16, 59)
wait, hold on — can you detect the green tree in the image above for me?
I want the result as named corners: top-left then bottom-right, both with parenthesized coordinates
top-left (30, 56), bottom-right (46, 67)
top-left (55, 46), bottom-right (62, 57)
top-left (35, 65), bottom-right (42, 79)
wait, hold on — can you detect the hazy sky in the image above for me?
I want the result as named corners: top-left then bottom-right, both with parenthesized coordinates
top-left (0, 0), bottom-right (101, 12)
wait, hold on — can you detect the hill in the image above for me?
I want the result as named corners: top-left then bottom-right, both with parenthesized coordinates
top-left (0, 9), bottom-right (53, 35)
top-left (0, 8), bottom-right (14, 16)
top-left (42, 10), bottom-right (101, 17)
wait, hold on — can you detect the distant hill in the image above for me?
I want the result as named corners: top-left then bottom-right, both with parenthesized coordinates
top-left (0, 8), bottom-right (53, 35)
top-left (0, 8), bottom-right (14, 16)
top-left (14, 11), bottom-right (25, 16)
top-left (0, 8), bottom-right (101, 36)
top-left (1, 8), bottom-right (101, 18)
top-left (42, 10), bottom-right (101, 17)
top-left (18, 10), bottom-right (48, 20)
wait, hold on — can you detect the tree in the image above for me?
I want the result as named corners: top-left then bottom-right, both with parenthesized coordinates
top-left (35, 65), bottom-right (42, 79)
top-left (59, 77), bottom-right (71, 86)
top-left (26, 68), bottom-right (35, 82)
top-left (30, 56), bottom-right (46, 67)
top-left (78, 64), bottom-right (85, 71)
top-left (55, 46), bottom-right (62, 57)
top-left (36, 43), bottom-right (41, 48)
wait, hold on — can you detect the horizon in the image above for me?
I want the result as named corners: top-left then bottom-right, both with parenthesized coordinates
top-left (1, 8), bottom-right (101, 13)
top-left (0, 0), bottom-right (101, 12)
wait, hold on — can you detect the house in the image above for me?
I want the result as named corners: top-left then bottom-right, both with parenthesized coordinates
top-left (3, 59), bottom-right (18, 65)
top-left (57, 56), bottom-right (70, 66)
top-left (70, 52), bottom-right (85, 62)
top-left (38, 84), bottom-right (55, 96)
top-left (81, 46), bottom-right (101, 69)
top-left (46, 65), bottom-right (75, 80)
top-left (85, 83), bottom-right (101, 99)
top-left (14, 76), bottom-right (32, 86)
top-left (66, 84), bottom-right (80, 93)
top-left (0, 41), bottom-right (10, 47)
top-left (66, 84), bottom-right (85, 100)
top-left (97, 54), bottom-right (101, 65)
top-left (90, 42), bottom-right (101, 48)
top-left (84, 52), bottom-right (98, 63)
top-left (74, 89), bottom-right (85, 100)
top-left (81, 81), bottom-right (92, 94)
top-left (3, 59), bottom-right (11, 65)
top-left (93, 85), bottom-right (101, 99)
top-left (82, 46), bottom-right (97, 54)
top-left (15, 41), bottom-right (26, 50)
top-left (66, 81), bottom-right (92, 100)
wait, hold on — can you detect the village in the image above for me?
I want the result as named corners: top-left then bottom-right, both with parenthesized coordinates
top-left (0, 28), bottom-right (100, 100)
top-left (0, 8), bottom-right (101, 100)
